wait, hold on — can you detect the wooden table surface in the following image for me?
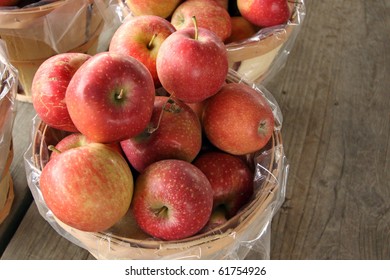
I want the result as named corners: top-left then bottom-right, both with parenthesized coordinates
top-left (1, 0), bottom-right (389, 260)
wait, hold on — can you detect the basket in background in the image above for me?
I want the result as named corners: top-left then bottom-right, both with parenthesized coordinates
top-left (226, 1), bottom-right (305, 84)
top-left (119, 0), bottom-right (306, 85)
top-left (0, 0), bottom-right (122, 102)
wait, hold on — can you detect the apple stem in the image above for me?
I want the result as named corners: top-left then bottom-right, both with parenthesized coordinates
top-left (48, 145), bottom-right (62, 154)
top-left (148, 33), bottom-right (158, 50)
top-left (191, 16), bottom-right (199, 41)
top-left (116, 88), bottom-right (124, 100)
top-left (154, 206), bottom-right (168, 217)
top-left (147, 96), bottom-right (179, 134)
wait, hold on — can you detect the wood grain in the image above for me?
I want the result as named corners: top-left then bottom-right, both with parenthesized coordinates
top-left (267, 0), bottom-right (390, 259)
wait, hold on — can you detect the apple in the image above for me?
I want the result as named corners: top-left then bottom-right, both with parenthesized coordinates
top-left (193, 151), bottom-right (253, 218)
top-left (109, 15), bottom-right (176, 88)
top-left (202, 82), bottom-right (275, 155)
top-left (212, 0), bottom-right (228, 10)
top-left (0, 0), bottom-right (19, 6)
top-left (237, 0), bottom-right (291, 27)
top-left (200, 206), bottom-right (228, 233)
top-left (40, 142), bottom-right (134, 232)
top-left (131, 159), bottom-right (213, 240)
top-left (49, 133), bottom-right (123, 161)
top-left (125, 0), bottom-right (181, 18)
top-left (156, 22), bottom-right (228, 103)
top-left (225, 16), bottom-right (258, 44)
top-left (185, 100), bottom-right (206, 124)
top-left (171, 0), bottom-right (232, 42)
top-left (31, 53), bottom-right (91, 132)
top-left (120, 96), bottom-right (202, 172)
top-left (66, 52), bottom-right (155, 143)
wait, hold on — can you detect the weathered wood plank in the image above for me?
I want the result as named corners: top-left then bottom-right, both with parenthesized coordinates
top-left (268, 0), bottom-right (390, 259)
top-left (1, 203), bottom-right (90, 260)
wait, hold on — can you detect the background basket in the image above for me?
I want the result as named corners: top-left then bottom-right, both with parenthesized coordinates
top-left (226, 1), bottom-right (305, 84)
top-left (119, 0), bottom-right (305, 85)
top-left (0, 0), bottom-right (123, 102)
top-left (25, 71), bottom-right (288, 259)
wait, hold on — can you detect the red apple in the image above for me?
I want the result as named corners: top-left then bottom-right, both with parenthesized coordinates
top-left (65, 52), bottom-right (155, 143)
top-left (200, 206), bottom-right (228, 233)
top-left (0, 0), bottom-right (19, 6)
top-left (120, 96), bottom-right (202, 172)
top-left (185, 100), bottom-right (206, 124)
top-left (31, 53), bottom-right (91, 132)
top-left (193, 151), bottom-right (253, 218)
top-left (156, 24), bottom-right (228, 103)
top-left (237, 0), bottom-right (291, 27)
top-left (225, 16), bottom-right (258, 44)
top-left (49, 133), bottom-right (123, 161)
top-left (171, 0), bottom-right (232, 42)
top-left (125, 0), bottom-right (181, 18)
top-left (109, 15), bottom-right (176, 88)
top-left (40, 143), bottom-right (134, 232)
top-left (131, 159), bottom-right (213, 240)
top-left (212, 0), bottom-right (228, 10)
top-left (202, 82), bottom-right (275, 155)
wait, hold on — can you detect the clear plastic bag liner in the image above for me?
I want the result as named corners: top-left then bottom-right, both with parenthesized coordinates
top-left (24, 70), bottom-right (289, 259)
top-left (0, 39), bottom-right (17, 180)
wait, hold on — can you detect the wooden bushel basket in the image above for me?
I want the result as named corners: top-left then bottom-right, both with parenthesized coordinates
top-left (226, 1), bottom-right (305, 84)
top-left (28, 72), bottom-right (287, 260)
top-left (0, 0), bottom-right (107, 102)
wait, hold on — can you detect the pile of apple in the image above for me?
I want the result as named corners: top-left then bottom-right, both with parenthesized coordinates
top-left (31, 0), bottom-right (279, 242)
